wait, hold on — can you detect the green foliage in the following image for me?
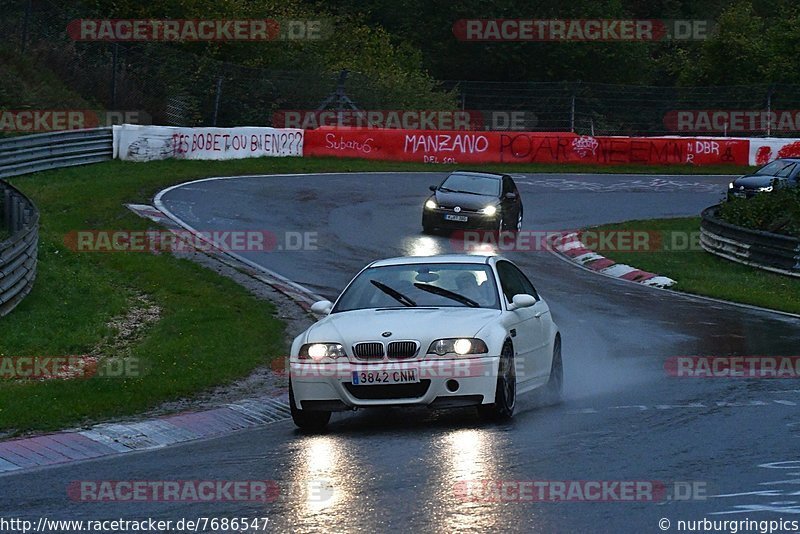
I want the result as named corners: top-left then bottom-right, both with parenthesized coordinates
top-left (68, 0), bottom-right (456, 113)
top-left (0, 45), bottom-right (97, 110)
top-left (719, 188), bottom-right (800, 238)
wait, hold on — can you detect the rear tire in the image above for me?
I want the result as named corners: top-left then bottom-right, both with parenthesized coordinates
top-left (542, 336), bottom-right (563, 406)
top-left (290, 381), bottom-right (331, 431)
top-left (478, 341), bottom-right (516, 421)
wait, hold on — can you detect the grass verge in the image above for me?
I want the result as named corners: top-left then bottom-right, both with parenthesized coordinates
top-left (0, 156), bottom-right (758, 435)
top-left (591, 217), bottom-right (800, 314)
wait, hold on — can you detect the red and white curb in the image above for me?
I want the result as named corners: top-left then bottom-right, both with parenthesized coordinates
top-left (551, 232), bottom-right (676, 288)
top-left (0, 395), bottom-right (290, 475)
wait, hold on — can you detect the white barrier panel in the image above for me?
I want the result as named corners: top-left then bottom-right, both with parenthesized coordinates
top-left (113, 124), bottom-right (304, 162)
top-left (748, 137), bottom-right (800, 166)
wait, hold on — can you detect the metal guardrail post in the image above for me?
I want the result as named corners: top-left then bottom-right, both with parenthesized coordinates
top-left (2, 187), bottom-right (9, 231)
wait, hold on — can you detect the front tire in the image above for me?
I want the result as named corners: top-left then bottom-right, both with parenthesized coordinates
top-left (542, 336), bottom-right (563, 405)
top-left (290, 381), bottom-right (331, 431)
top-left (478, 341), bottom-right (516, 421)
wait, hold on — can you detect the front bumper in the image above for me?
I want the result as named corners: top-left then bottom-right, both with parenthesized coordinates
top-left (423, 208), bottom-right (499, 230)
top-left (728, 189), bottom-right (761, 200)
top-left (290, 357), bottom-right (500, 410)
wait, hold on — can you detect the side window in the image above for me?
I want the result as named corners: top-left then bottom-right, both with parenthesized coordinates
top-left (507, 176), bottom-right (519, 194)
top-left (777, 163), bottom-right (796, 178)
top-left (496, 261), bottom-right (538, 303)
top-left (513, 265), bottom-right (539, 300)
top-left (502, 176), bottom-right (512, 195)
top-left (496, 262), bottom-right (521, 303)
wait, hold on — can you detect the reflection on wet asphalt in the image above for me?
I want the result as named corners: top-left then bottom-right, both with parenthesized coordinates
top-left (2, 173), bottom-right (799, 532)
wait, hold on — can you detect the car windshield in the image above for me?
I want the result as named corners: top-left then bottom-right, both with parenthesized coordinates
top-left (333, 263), bottom-right (500, 312)
top-left (439, 173), bottom-right (501, 196)
top-left (755, 160), bottom-right (796, 177)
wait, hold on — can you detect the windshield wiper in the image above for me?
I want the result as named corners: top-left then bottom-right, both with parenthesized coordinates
top-left (370, 280), bottom-right (416, 307)
top-left (451, 189), bottom-right (484, 195)
top-left (413, 283), bottom-right (479, 308)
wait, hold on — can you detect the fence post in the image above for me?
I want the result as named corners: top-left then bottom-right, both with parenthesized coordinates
top-left (766, 86), bottom-right (773, 137)
top-left (20, 0), bottom-right (31, 53)
top-left (570, 82), bottom-right (578, 133)
top-left (110, 43), bottom-right (119, 109)
top-left (212, 75), bottom-right (223, 126)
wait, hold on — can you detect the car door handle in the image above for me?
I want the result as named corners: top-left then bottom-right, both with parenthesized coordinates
top-left (534, 311), bottom-right (543, 319)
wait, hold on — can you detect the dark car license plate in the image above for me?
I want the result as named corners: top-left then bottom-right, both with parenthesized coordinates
top-left (444, 214), bottom-right (468, 222)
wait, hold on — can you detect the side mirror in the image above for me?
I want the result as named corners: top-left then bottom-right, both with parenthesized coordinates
top-left (509, 294), bottom-right (537, 310)
top-left (429, 185), bottom-right (437, 192)
top-left (504, 192), bottom-right (517, 200)
top-left (310, 300), bottom-right (333, 315)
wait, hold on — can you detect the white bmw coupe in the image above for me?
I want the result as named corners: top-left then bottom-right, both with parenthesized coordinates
top-left (289, 254), bottom-right (562, 430)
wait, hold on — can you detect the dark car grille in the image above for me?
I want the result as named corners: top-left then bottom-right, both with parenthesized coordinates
top-left (352, 342), bottom-right (384, 360)
top-left (345, 380), bottom-right (431, 400)
top-left (440, 206), bottom-right (481, 213)
top-left (387, 341), bottom-right (418, 359)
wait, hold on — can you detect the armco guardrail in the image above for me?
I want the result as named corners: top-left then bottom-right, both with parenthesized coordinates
top-left (0, 128), bottom-right (112, 178)
top-left (700, 205), bottom-right (800, 278)
top-left (0, 180), bottom-right (39, 316)
top-left (0, 128), bottom-right (111, 316)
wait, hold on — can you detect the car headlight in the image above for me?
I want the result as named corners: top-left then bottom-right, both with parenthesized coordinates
top-left (728, 182), bottom-right (734, 190)
top-left (757, 185), bottom-right (773, 192)
top-left (480, 205), bottom-right (498, 216)
top-left (427, 338), bottom-right (489, 356)
top-left (425, 199), bottom-right (437, 209)
top-left (299, 343), bottom-right (346, 362)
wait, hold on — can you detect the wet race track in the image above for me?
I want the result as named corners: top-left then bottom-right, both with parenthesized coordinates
top-left (3, 172), bottom-right (800, 533)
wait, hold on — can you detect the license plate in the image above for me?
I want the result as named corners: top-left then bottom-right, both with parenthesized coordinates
top-left (732, 191), bottom-right (746, 198)
top-left (352, 369), bottom-right (419, 385)
top-left (445, 214), bottom-right (468, 222)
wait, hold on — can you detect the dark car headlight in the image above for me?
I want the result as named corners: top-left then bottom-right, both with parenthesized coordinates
top-left (479, 205), bottom-right (498, 216)
top-left (425, 199), bottom-right (438, 210)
